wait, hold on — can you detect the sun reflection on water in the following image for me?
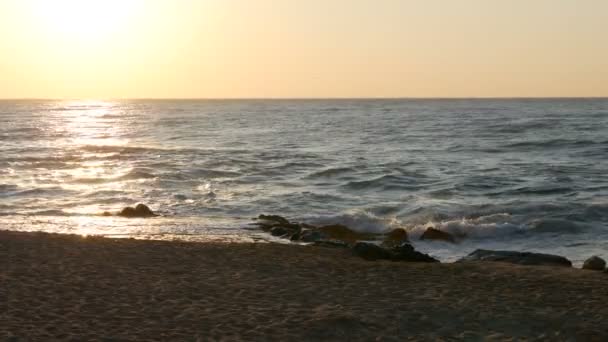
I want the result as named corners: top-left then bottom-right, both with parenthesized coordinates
top-left (58, 100), bottom-right (131, 147)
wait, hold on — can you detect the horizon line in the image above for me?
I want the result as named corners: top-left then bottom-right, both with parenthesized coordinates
top-left (1, 96), bottom-right (608, 101)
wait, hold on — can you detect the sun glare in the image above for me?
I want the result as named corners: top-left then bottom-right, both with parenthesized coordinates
top-left (30, 0), bottom-right (142, 40)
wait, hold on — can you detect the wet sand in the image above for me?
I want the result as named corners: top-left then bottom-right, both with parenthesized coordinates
top-left (2, 230), bottom-right (608, 341)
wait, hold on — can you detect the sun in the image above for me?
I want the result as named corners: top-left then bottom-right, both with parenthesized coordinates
top-left (30, 0), bottom-right (142, 41)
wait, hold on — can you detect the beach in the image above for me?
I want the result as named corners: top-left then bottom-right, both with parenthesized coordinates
top-left (2, 230), bottom-right (608, 340)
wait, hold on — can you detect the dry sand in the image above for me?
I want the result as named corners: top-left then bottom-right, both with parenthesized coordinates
top-left (2, 230), bottom-right (608, 341)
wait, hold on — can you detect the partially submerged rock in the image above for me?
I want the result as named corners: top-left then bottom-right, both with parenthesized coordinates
top-left (317, 224), bottom-right (374, 244)
top-left (353, 242), bottom-right (438, 263)
top-left (458, 249), bottom-right (572, 267)
top-left (583, 256), bottom-right (606, 271)
top-left (420, 227), bottom-right (456, 243)
top-left (270, 226), bottom-right (289, 237)
top-left (253, 215), bottom-right (428, 261)
top-left (299, 230), bottom-right (325, 243)
top-left (381, 228), bottom-right (409, 248)
top-left (258, 214), bottom-right (291, 226)
top-left (255, 215), bottom-right (302, 239)
top-left (118, 204), bottom-right (157, 218)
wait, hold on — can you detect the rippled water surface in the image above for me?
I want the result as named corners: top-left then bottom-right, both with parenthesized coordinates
top-left (1, 99), bottom-right (607, 262)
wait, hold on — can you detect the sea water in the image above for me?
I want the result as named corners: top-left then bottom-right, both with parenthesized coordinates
top-left (1, 99), bottom-right (607, 263)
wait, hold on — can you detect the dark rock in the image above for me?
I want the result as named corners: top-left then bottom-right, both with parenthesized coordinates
top-left (352, 242), bottom-right (393, 261)
top-left (270, 226), bottom-right (289, 237)
top-left (458, 249), bottom-right (572, 267)
top-left (258, 214), bottom-right (290, 226)
top-left (391, 243), bottom-right (439, 263)
top-left (313, 240), bottom-right (350, 248)
top-left (299, 230), bottom-right (326, 243)
top-left (101, 211), bottom-right (113, 217)
top-left (255, 215), bottom-right (304, 236)
top-left (318, 224), bottom-right (373, 244)
top-left (583, 256), bottom-right (606, 271)
top-left (290, 231), bottom-right (301, 241)
top-left (420, 227), bottom-right (455, 243)
top-left (382, 228), bottom-right (409, 248)
top-left (118, 204), bottom-right (157, 218)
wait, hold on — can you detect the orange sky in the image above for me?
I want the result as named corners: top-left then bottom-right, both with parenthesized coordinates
top-left (0, 0), bottom-right (607, 99)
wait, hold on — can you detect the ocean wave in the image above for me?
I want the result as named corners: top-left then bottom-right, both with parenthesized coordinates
top-left (484, 185), bottom-right (577, 197)
top-left (6, 186), bottom-right (75, 197)
top-left (407, 214), bottom-right (525, 239)
top-left (0, 184), bottom-right (19, 192)
top-left (302, 204), bottom-right (602, 243)
top-left (503, 139), bottom-right (603, 149)
top-left (485, 120), bottom-right (554, 134)
top-left (304, 210), bottom-right (400, 234)
top-left (584, 203), bottom-right (608, 220)
top-left (528, 219), bottom-right (586, 234)
top-left (305, 167), bottom-right (356, 179)
top-left (118, 169), bottom-right (157, 180)
top-left (342, 175), bottom-right (424, 191)
top-left (191, 168), bottom-right (242, 179)
top-left (73, 169), bottom-right (157, 184)
top-left (0, 209), bottom-right (97, 217)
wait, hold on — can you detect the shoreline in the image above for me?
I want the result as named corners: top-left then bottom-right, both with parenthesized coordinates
top-left (2, 230), bottom-right (608, 340)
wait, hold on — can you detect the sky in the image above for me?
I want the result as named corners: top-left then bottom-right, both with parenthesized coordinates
top-left (0, 0), bottom-right (607, 99)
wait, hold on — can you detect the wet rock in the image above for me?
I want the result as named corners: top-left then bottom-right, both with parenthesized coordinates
top-left (299, 230), bottom-right (326, 243)
top-left (258, 214), bottom-right (290, 226)
top-left (583, 256), bottom-right (606, 271)
top-left (352, 242), bottom-right (393, 261)
top-left (270, 226), bottom-right (289, 237)
top-left (318, 224), bottom-right (373, 244)
top-left (255, 215), bottom-right (304, 237)
top-left (101, 211), bottom-right (113, 217)
top-left (118, 204), bottom-right (157, 218)
top-left (290, 231), bottom-right (301, 241)
top-left (420, 227), bottom-right (455, 243)
top-left (391, 243), bottom-right (439, 263)
top-left (458, 249), bottom-right (572, 267)
top-left (381, 228), bottom-right (409, 248)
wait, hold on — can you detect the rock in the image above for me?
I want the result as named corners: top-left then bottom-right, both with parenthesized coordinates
top-left (382, 228), bottom-right (409, 248)
top-left (290, 231), bottom-right (301, 241)
top-left (352, 242), bottom-right (439, 262)
top-left (270, 226), bottom-right (289, 237)
top-left (583, 256), bottom-right (606, 271)
top-left (420, 227), bottom-right (455, 243)
top-left (258, 214), bottom-right (290, 226)
top-left (118, 204), bottom-right (157, 218)
top-left (101, 211), bottom-right (113, 217)
top-left (317, 224), bottom-right (373, 244)
top-left (458, 249), bottom-right (572, 267)
top-left (313, 240), bottom-right (350, 248)
top-left (352, 242), bottom-right (393, 261)
top-left (391, 243), bottom-right (439, 263)
top-left (299, 230), bottom-right (326, 243)
top-left (255, 215), bottom-right (304, 236)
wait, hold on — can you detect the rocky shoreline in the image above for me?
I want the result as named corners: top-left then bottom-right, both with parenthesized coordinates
top-left (252, 213), bottom-right (608, 272)
top-left (107, 205), bottom-right (608, 272)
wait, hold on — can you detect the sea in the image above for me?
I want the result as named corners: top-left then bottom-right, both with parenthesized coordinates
top-left (1, 99), bottom-right (607, 264)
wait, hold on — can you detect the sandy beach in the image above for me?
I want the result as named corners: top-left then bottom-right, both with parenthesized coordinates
top-left (2, 230), bottom-right (608, 341)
